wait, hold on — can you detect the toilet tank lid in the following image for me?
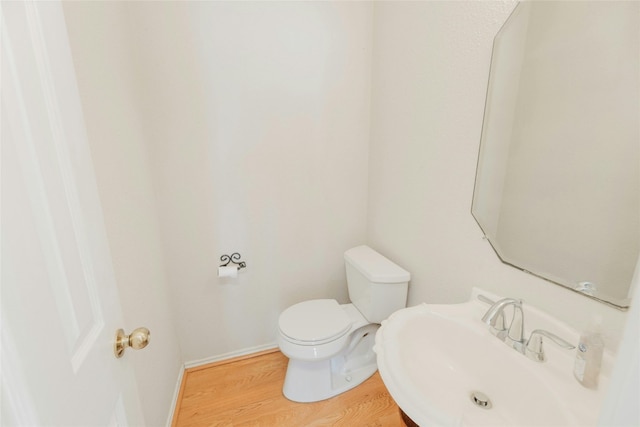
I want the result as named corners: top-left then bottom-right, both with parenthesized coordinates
top-left (344, 245), bottom-right (410, 283)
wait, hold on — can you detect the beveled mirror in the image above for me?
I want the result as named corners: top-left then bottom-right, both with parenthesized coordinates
top-left (472, 2), bottom-right (639, 309)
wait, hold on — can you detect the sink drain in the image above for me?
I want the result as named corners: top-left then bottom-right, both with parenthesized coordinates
top-left (470, 391), bottom-right (492, 409)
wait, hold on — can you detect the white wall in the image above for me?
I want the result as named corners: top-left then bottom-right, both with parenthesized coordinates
top-left (599, 255), bottom-right (640, 426)
top-left (60, 2), bottom-right (636, 422)
top-left (63, 0), bottom-right (372, 419)
top-left (367, 1), bottom-right (628, 349)
top-left (62, 4), bottom-right (183, 426)
top-left (118, 2), bottom-right (373, 363)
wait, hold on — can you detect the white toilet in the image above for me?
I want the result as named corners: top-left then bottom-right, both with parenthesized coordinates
top-left (277, 245), bottom-right (410, 402)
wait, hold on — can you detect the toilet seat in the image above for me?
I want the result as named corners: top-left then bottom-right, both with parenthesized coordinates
top-left (279, 299), bottom-right (352, 345)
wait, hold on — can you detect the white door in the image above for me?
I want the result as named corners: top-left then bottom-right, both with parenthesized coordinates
top-left (1, 1), bottom-right (145, 425)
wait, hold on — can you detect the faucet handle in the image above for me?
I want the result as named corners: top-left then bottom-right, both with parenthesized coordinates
top-left (525, 329), bottom-right (575, 362)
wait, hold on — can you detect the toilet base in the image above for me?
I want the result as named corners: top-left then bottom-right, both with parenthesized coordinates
top-left (282, 324), bottom-right (379, 403)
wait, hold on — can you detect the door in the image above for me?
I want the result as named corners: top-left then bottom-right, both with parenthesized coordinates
top-left (1, 1), bottom-right (145, 425)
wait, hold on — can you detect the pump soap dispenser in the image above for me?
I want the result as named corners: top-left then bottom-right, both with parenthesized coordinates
top-left (573, 316), bottom-right (604, 389)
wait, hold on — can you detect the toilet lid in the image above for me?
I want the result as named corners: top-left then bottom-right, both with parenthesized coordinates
top-left (279, 299), bottom-right (352, 344)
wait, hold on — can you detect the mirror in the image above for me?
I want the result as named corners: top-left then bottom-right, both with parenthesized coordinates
top-left (472, 2), bottom-right (639, 309)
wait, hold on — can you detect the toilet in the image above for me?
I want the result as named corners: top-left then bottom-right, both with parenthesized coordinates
top-left (277, 245), bottom-right (410, 402)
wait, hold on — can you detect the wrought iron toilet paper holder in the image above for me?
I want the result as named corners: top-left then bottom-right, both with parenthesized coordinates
top-left (219, 252), bottom-right (247, 270)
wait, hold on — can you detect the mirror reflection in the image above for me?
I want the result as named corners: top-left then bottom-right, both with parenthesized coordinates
top-left (472, 2), bottom-right (639, 308)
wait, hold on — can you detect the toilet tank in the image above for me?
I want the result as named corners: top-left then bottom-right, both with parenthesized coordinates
top-left (344, 245), bottom-right (410, 323)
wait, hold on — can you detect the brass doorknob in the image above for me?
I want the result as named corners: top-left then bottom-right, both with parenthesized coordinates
top-left (114, 327), bottom-right (150, 358)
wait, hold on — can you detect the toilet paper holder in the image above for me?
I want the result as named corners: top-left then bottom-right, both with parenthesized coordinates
top-left (220, 252), bottom-right (247, 270)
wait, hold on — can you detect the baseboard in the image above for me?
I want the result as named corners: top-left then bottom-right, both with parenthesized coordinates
top-left (166, 364), bottom-right (185, 427)
top-left (184, 342), bottom-right (279, 370)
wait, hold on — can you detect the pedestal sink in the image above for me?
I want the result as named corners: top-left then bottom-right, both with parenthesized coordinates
top-left (374, 289), bottom-right (611, 426)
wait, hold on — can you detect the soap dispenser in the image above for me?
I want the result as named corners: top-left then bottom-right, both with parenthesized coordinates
top-left (573, 316), bottom-right (604, 389)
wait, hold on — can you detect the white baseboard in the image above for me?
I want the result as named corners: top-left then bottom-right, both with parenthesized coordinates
top-left (184, 342), bottom-right (279, 370)
top-left (166, 364), bottom-right (185, 427)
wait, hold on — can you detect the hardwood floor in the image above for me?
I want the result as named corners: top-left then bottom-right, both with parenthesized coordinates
top-left (172, 349), bottom-right (404, 426)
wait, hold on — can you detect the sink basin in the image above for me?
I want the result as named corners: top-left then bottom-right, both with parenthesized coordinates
top-left (374, 289), bottom-right (610, 426)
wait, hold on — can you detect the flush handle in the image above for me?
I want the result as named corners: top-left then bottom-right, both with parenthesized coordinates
top-left (114, 327), bottom-right (150, 358)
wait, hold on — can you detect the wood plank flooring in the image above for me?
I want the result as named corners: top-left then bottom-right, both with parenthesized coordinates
top-left (172, 349), bottom-right (404, 426)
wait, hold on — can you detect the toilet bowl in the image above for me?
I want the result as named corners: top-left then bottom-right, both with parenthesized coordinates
top-left (279, 300), bottom-right (359, 361)
top-left (278, 300), bottom-right (378, 402)
top-left (277, 245), bottom-right (410, 403)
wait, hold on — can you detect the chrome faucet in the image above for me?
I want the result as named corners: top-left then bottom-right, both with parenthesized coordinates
top-left (482, 298), bottom-right (525, 350)
top-left (481, 297), bottom-right (575, 362)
